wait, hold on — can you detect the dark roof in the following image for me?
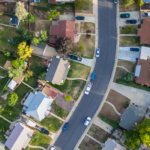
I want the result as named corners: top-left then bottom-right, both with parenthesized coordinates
top-left (45, 57), bottom-right (60, 82)
top-left (11, 16), bottom-right (19, 25)
top-left (119, 104), bottom-right (145, 130)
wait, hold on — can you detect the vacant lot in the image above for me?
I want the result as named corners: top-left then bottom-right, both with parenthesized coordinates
top-left (79, 135), bottom-right (101, 150)
top-left (106, 90), bottom-right (130, 112)
top-left (67, 61), bottom-right (91, 79)
top-left (88, 124), bottom-right (110, 143)
top-left (120, 25), bottom-right (137, 34)
top-left (120, 36), bottom-right (141, 47)
top-left (119, 0), bottom-right (139, 12)
top-left (80, 22), bottom-right (95, 33)
top-left (72, 35), bottom-right (95, 59)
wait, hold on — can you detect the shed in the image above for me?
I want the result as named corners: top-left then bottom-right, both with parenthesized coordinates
top-left (7, 80), bottom-right (17, 90)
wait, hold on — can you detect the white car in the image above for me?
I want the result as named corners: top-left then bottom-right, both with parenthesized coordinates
top-left (84, 117), bottom-right (91, 126)
top-left (50, 146), bottom-right (55, 150)
top-left (84, 82), bottom-right (93, 95)
top-left (96, 48), bottom-right (100, 57)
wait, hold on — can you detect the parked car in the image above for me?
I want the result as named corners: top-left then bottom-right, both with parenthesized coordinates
top-left (49, 146), bottom-right (55, 150)
top-left (120, 13), bottom-right (130, 18)
top-left (76, 16), bottom-right (85, 20)
top-left (143, 13), bottom-right (150, 17)
top-left (114, 0), bottom-right (117, 3)
top-left (96, 48), bottom-right (100, 57)
top-left (130, 48), bottom-right (140, 51)
top-left (84, 117), bottom-right (91, 126)
top-left (126, 20), bottom-right (137, 24)
top-left (41, 128), bottom-right (49, 135)
top-left (69, 54), bottom-right (82, 62)
top-left (85, 82), bottom-right (93, 95)
top-left (62, 123), bottom-right (69, 132)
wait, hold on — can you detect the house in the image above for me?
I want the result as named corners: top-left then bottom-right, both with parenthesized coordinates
top-left (11, 16), bottom-right (20, 27)
top-left (140, 46), bottom-right (150, 60)
top-left (23, 91), bottom-right (54, 121)
top-left (4, 61), bottom-right (12, 69)
top-left (119, 104), bottom-right (145, 130)
top-left (143, 0), bottom-right (150, 3)
top-left (134, 59), bottom-right (150, 86)
top-left (137, 18), bottom-right (150, 44)
top-left (5, 123), bottom-right (33, 150)
top-left (49, 20), bottom-right (77, 44)
top-left (48, 0), bottom-right (74, 4)
top-left (103, 139), bottom-right (126, 150)
top-left (45, 57), bottom-right (70, 85)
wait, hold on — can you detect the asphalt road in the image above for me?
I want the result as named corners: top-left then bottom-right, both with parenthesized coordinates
top-left (54, 0), bottom-right (117, 149)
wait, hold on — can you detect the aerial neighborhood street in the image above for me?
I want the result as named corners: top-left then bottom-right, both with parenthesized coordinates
top-left (0, 0), bottom-right (150, 150)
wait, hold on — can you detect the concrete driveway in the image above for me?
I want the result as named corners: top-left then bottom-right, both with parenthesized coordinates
top-left (75, 16), bottom-right (95, 23)
top-left (119, 11), bottom-right (140, 26)
top-left (111, 82), bottom-right (150, 110)
top-left (118, 47), bottom-right (141, 62)
top-left (59, 15), bottom-right (75, 21)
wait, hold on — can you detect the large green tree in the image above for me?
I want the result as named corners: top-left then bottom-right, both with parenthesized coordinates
top-left (12, 59), bottom-right (26, 70)
top-left (48, 10), bottom-right (60, 21)
top-left (28, 14), bottom-right (35, 23)
top-left (7, 92), bottom-right (18, 106)
top-left (8, 67), bottom-right (23, 79)
top-left (136, 0), bottom-right (144, 6)
top-left (123, 0), bottom-right (135, 7)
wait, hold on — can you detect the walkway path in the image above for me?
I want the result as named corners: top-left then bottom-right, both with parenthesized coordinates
top-left (0, 66), bottom-right (6, 70)
top-left (0, 23), bottom-right (16, 28)
top-left (117, 65), bottom-right (132, 73)
top-left (0, 115), bottom-right (12, 124)
top-left (49, 112), bottom-right (64, 122)
top-left (86, 134), bottom-right (103, 146)
top-left (120, 34), bottom-right (136, 36)
top-left (66, 77), bottom-right (87, 81)
top-left (28, 144), bottom-right (46, 150)
top-left (105, 101), bottom-right (121, 115)
top-left (79, 33), bottom-right (96, 36)
top-left (22, 82), bottom-right (35, 90)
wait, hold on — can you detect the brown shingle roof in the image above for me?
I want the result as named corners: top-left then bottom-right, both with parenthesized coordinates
top-left (49, 0), bottom-right (56, 4)
top-left (137, 18), bottom-right (150, 44)
top-left (136, 59), bottom-right (150, 86)
top-left (13, 75), bottom-right (24, 84)
top-left (49, 37), bottom-right (57, 44)
top-left (50, 21), bottom-right (77, 43)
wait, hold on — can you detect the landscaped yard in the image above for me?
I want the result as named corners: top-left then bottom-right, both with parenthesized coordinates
top-left (67, 61), bottom-right (91, 79)
top-left (79, 135), bottom-right (102, 150)
top-left (120, 36), bottom-right (141, 47)
top-left (24, 76), bottom-right (38, 89)
top-left (71, 35), bottom-right (95, 59)
top-left (87, 124), bottom-right (110, 143)
top-left (80, 22), bottom-right (95, 33)
top-left (120, 26), bottom-right (137, 34)
top-left (0, 53), bottom-right (14, 66)
top-left (30, 130), bottom-right (52, 149)
top-left (0, 76), bottom-right (9, 92)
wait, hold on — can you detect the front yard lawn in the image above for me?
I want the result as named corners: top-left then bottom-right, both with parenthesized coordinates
top-left (1, 105), bottom-right (21, 122)
top-left (67, 61), bottom-right (90, 79)
top-left (24, 76), bottom-right (38, 89)
top-left (120, 26), bottom-right (137, 34)
top-left (0, 118), bottom-right (10, 142)
top-left (71, 35), bottom-right (95, 59)
top-left (40, 116), bottom-right (61, 132)
top-left (30, 130), bottom-right (52, 149)
top-left (80, 22), bottom-right (95, 33)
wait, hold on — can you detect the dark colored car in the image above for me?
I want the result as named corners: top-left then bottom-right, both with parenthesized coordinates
top-left (69, 54), bottom-right (82, 62)
top-left (41, 128), bottom-right (49, 135)
top-left (114, 0), bottom-right (117, 3)
top-left (130, 48), bottom-right (140, 51)
top-left (76, 16), bottom-right (85, 20)
top-left (120, 13), bottom-right (130, 18)
top-left (62, 123), bottom-right (69, 132)
top-left (126, 20), bottom-right (137, 24)
top-left (143, 13), bottom-right (150, 17)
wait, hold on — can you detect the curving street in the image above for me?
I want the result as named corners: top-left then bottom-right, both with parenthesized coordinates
top-left (54, 0), bottom-right (117, 149)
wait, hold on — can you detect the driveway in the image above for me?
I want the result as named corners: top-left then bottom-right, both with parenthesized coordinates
top-left (119, 11), bottom-right (140, 26)
top-left (111, 82), bottom-right (150, 110)
top-left (0, 142), bottom-right (5, 150)
top-left (59, 15), bottom-right (75, 21)
top-left (75, 16), bottom-right (95, 23)
top-left (118, 47), bottom-right (141, 62)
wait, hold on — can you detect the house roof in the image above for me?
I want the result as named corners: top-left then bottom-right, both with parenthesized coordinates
top-left (50, 20), bottom-right (77, 43)
top-left (24, 92), bottom-right (35, 107)
top-left (26, 91), bottom-right (53, 121)
top-left (13, 75), bottom-right (24, 84)
top-left (5, 123), bottom-right (33, 150)
top-left (135, 59), bottom-right (150, 86)
top-left (11, 16), bottom-right (19, 26)
top-left (45, 57), bottom-right (70, 85)
top-left (143, 0), bottom-right (150, 2)
top-left (140, 46), bottom-right (150, 60)
top-left (4, 61), bottom-right (12, 69)
top-left (137, 18), bottom-right (150, 44)
top-left (42, 86), bottom-right (58, 99)
top-left (49, 37), bottom-right (57, 44)
top-left (7, 80), bottom-right (17, 90)
top-left (49, 0), bottom-right (56, 4)
top-left (119, 104), bottom-right (145, 130)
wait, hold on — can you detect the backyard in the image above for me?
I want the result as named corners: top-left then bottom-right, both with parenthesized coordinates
top-left (80, 22), bottom-right (95, 33)
top-left (24, 76), bottom-right (38, 89)
top-left (0, 53), bottom-right (14, 66)
top-left (0, 15), bottom-right (11, 25)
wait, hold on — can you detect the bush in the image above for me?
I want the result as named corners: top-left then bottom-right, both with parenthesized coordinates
top-left (86, 30), bottom-right (91, 33)
top-left (65, 95), bottom-right (71, 102)
top-left (76, 23), bottom-right (79, 28)
top-left (7, 92), bottom-right (18, 106)
top-left (125, 26), bottom-right (134, 34)
top-left (124, 101), bottom-right (130, 108)
top-left (79, 45), bottom-right (84, 51)
top-left (138, 24), bottom-right (141, 28)
top-left (86, 34), bottom-right (91, 38)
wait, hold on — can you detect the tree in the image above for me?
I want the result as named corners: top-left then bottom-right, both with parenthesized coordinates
top-left (123, 0), bottom-right (135, 7)
top-left (79, 45), bottom-right (84, 51)
top-left (4, 51), bottom-right (10, 57)
top-left (32, 37), bottom-right (39, 46)
top-left (13, 37), bottom-right (23, 45)
top-left (28, 14), bottom-right (35, 23)
top-left (65, 95), bottom-right (71, 102)
top-left (23, 30), bottom-right (33, 42)
top-left (123, 72), bottom-right (134, 81)
top-left (24, 71), bottom-right (33, 81)
top-left (15, 2), bottom-right (29, 21)
top-left (17, 42), bottom-right (33, 59)
top-left (136, 0), bottom-right (144, 6)
top-left (75, 0), bottom-right (82, 9)
top-left (7, 92), bottom-right (18, 106)
top-left (12, 59), bottom-right (26, 69)
top-left (30, 133), bottom-right (39, 143)
top-left (56, 37), bottom-right (72, 54)
top-left (8, 67), bottom-right (23, 79)
top-left (39, 72), bottom-right (46, 81)
top-left (48, 9), bottom-right (60, 21)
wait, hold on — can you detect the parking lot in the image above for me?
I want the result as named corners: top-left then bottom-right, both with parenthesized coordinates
top-left (119, 11), bottom-right (140, 26)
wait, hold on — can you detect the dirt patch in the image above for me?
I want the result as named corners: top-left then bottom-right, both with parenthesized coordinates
top-left (80, 22), bottom-right (95, 33)
top-left (100, 103), bottom-right (119, 121)
top-left (79, 135), bottom-right (101, 150)
top-left (87, 124), bottom-right (110, 143)
top-left (106, 89), bottom-right (130, 112)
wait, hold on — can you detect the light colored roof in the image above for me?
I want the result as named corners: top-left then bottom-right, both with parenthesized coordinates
top-left (26, 119), bottom-right (36, 127)
top-left (5, 123), bottom-right (33, 150)
top-left (24, 92), bottom-right (35, 107)
top-left (4, 61), bottom-right (12, 69)
top-left (26, 91), bottom-right (54, 121)
top-left (134, 65), bottom-right (141, 77)
top-left (13, 75), bottom-right (24, 84)
top-left (7, 80), bottom-right (17, 90)
top-left (140, 46), bottom-right (150, 60)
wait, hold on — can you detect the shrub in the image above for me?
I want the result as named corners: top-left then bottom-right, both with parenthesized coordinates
top-left (79, 45), bottom-right (84, 51)
top-left (65, 95), bottom-right (71, 102)
top-left (86, 30), bottom-right (91, 33)
top-left (138, 24), bottom-right (141, 28)
top-left (7, 92), bottom-right (18, 106)
top-left (86, 34), bottom-right (91, 38)
top-left (124, 101), bottom-right (130, 108)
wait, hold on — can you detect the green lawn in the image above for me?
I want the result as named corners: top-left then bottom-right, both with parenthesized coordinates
top-left (0, 76), bottom-right (9, 92)
top-left (40, 116), bottom-right (61, 132)
top-left (0, 53), bottom-right (14, 66)
top-left (14, 83), bottom-right (31, 110)
top-left (24, 76), bottom-right (38, 88)
top-left (52, 101), bottom-right (69, 118)
top-left (120, 26), bottom-right (137, 34)
top-left (67, 61), bottom-right (90, 79)
top-left (0, 118), bottom-right (10, 142)
top-left (0, 15), bottom-right (11, 25)
top-left (1, 105), bottom-right (21, 122)
top-left (0, 68), bottom-right (7, 76)
top-left (30, 130), bottom-right (52, 149)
